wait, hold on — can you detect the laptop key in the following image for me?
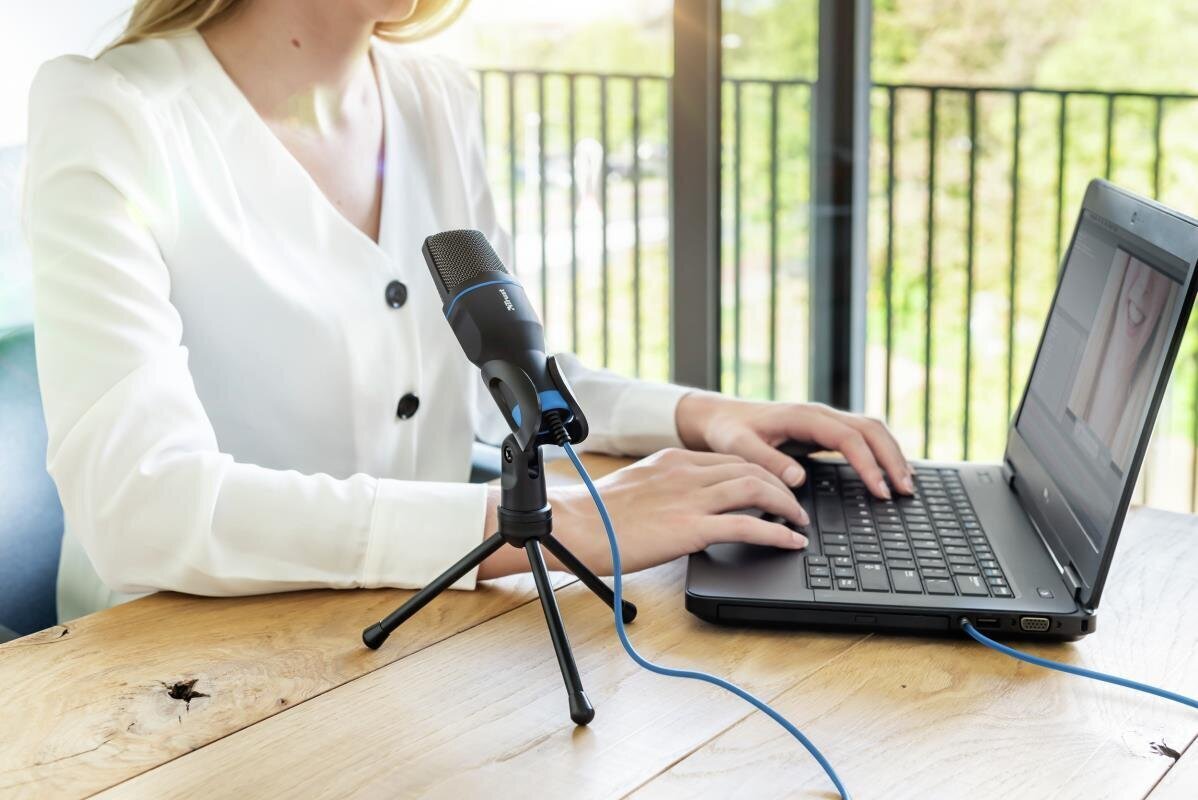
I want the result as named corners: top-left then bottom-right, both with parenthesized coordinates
top-left (832, 556), bottom-right (853, 567)
top-left (834, 566), bottom-right (856, 578)
top-left (991, 586), bottom-right (1013, 598)
top-left (954, 574), bottom-right (989, 596)
top-left (858, 563), bottom-right (890, 591)
top-left (888, 558), bottom-right (916, 569)
top-left (856, 553), bottom-right (883, 564)
top-left (889, 568), bottom-right (923, 593)
top-left (925, 578), bottom-right (955, 595)
top-left (809, 566), bottom-right (831, 577)
top-left (951, 564), bottom-right (980, 575)
top-left (807, 555), bottom-right (829, 566)
top-left (922, 567), bottom-right (950, 579)
top-left (824, 544), bottom-right (851, 557)
top-left (809, 576), bottom-right (832, 589)
top-left (817, 500), bottom-right (847, 532)
top-left (837, 578), bottom-right (859, 590)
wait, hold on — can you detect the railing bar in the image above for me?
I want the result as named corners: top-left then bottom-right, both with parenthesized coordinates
top-left (537, 73), bottom-right (548, 329)
top-left (768, 83), bottom-right (780, 401)
top-left (871, 82), bottom-right (1198, 101)
top-left (600, 75), bottom-right (609, 368)
top-left (1192, 352), bottom-right (1198, 512)
top-left (924, 89), bottom-right (938, 459)
top-left (883, 87), bottom-right (896, 422)
top-left (963, 90), bottom-right (977, 461)
top-left (1104, 95), bottom-right (1115, 180)
top-left (507, 72), bottom-right (518, 274)
top-left (568, 75), bottom-right (578, 353)
top-left (1152, 97), bottom-right (1164, 198)
top-left (632, 77), bottom-right (643, 378)
top-left (1006, 92), bottom-right (1022, 426)
top-left (1055, 93), bottom-right (1068, 268)
top-left (733, 81), bottom-right (744, 396)
top-left (476, 70), bottom-right (1198, 102)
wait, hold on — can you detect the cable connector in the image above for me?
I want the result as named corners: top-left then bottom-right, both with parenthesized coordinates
top-left (961, 617), bottom-right (1197, 711)
top-left (545, 409), bottom-right (571, 448)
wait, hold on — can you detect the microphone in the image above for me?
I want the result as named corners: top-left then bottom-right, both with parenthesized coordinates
top-left (421, 229), bottom-right (586, 450)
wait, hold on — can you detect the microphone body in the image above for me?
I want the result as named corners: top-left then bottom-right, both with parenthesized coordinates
top-left (421, 229), bottom-right (586, 449)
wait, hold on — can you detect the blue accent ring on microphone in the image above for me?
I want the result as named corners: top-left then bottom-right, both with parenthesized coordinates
top-left (444, 278), bottom-right (523, 318)
top-left (511, 390), bottom-right (570, 428)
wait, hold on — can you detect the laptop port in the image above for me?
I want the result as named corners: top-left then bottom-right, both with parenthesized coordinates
top-left (975, 617), bottom-right (1000, 630)
top-left (1019, 616), bottom-right (1051, 633)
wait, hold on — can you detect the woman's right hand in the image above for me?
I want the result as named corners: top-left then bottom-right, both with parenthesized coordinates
top-left (544, 448), bottom-right (810, 576)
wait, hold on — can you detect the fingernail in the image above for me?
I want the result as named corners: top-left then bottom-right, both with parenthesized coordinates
top-left (783, 464), bottom-right (804, 486)
top-left (798, 506), bottom-right (811, 526)
top-left (876, 480), bottom-right (892, 500)
top-left (901, 474), bottom-right (915, 494)
top-left (791, 532), bottom-right (808, 548)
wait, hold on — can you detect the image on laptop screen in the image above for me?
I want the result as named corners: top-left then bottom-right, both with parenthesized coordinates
top-left (1015, 210), bottom-right (1187, 555)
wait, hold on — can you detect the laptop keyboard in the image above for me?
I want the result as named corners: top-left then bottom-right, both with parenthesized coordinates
top-left (804, 464), bottom-right (1012, 598)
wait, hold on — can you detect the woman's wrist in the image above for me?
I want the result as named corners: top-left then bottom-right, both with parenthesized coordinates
top-left (675, 389), bottom-right (733, 451)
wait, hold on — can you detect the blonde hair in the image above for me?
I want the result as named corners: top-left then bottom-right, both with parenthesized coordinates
top-left (108, 0), bottom-right (469, 50)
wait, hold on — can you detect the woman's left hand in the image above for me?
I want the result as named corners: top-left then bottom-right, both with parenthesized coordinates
top-left (675, 392), bottom-right (915, 499)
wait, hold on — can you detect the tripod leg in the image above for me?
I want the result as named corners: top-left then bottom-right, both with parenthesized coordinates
top-left (363, 532), bottom-right (507, 650)
top-left (541, 535), bottom-right (636, 624)
top-left (525, 540), bottom-right (595, 725)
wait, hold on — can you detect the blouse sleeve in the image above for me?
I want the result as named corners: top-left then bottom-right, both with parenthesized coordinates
top-left (23, 56), bottom-right (488, 597)
top-left (441, 60), bottom-right (693, 456)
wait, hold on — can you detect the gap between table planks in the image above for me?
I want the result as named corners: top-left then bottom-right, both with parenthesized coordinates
top-left (94, 506), bottom-right (1198, 800)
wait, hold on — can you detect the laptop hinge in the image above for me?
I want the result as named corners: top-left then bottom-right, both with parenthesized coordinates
top-left (1001, 459), bottom-right (1016, 488)
top-left (1062, 562), bottom-right (1085, 602)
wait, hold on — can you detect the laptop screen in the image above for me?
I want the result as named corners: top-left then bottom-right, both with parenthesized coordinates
top-left (1014, 209), bottom-right (1188, 558)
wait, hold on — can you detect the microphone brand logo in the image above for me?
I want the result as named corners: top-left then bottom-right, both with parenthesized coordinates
top-left (498, 287), bottom-right (515, 312)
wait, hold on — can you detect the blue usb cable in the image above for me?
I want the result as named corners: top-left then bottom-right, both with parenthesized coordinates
top-left (560, 441), bottom-right (851, 800)
top-left (961, 618), bottom-right (1198, 710)
top-left (559, 438), bottom-right (1197, 799)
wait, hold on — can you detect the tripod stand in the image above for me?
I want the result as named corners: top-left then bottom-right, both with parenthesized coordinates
top-left (362, 418), bottom-right (636, 725)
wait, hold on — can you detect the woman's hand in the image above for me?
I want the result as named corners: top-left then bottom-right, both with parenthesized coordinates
top-left (675, 391), bottom-right (915, 499)
top-left (477, 448), bottom-right (809, 579)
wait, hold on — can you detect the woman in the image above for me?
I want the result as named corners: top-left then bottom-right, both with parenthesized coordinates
top-left (23, 0), bottom-right (913, 622)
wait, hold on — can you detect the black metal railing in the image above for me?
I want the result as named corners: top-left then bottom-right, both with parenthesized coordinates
top-left (474, 67), bottom-right (1198, 511)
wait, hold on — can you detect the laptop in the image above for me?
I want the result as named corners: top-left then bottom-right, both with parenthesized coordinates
top-left (686, 180), bottom-right (1198, 639)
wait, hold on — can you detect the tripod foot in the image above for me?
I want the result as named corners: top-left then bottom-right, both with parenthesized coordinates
top-left (570, 690), bottom-right (595, 725)
top-left (362, 623), bottom-right (387, 650)
top-left (619, 600), bottom-right (638, 624)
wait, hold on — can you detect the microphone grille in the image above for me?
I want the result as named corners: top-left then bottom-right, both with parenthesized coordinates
top-left (423, 229), bottom-right (509, 296)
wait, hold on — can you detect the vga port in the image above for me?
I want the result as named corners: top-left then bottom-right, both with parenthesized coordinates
top-left (1019, 616), bottom-right (1050, 632)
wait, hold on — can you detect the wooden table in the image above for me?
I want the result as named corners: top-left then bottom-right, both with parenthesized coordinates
top-left (3, 454), bottom-right (1197, 799)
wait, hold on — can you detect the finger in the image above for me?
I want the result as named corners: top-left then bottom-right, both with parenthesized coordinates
top-left (796, 412), bottom-right (891, 500)
top-left (833, 412), bottom-right (914, 495)
top-left (698, 513), bottom-right (808, 550)
top-left (702, 475), bottom-right (810, 527)
top-left (691, 460), bottom-right (792, 496)
top-left (720, 430), bottom-right (806, 488)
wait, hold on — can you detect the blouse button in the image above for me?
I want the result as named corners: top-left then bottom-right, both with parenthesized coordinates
top-left (385, 280), bottom-right (408, 308)
top-left (396, 393), bottom-right (420, 419)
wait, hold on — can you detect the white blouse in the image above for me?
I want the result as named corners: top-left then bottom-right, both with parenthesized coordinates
top-left (22, 31), bottom-right (688, 622)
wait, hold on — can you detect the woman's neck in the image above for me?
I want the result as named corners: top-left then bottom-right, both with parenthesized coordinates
top-left (200, 0), bottom-right (378, 130)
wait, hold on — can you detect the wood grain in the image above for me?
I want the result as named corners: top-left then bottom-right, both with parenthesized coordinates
top-left (8, 450), bottom-right (1198, 800)
top-left (92, 564), bottom-right (867, 799)
top-left (630, 507), bottom-right (1198, 800)
top-left (0, 452), bottom-right (632, 800)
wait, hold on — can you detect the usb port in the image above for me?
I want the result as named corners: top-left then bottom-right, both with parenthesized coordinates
top-left (975, 617), bottom-right (1000, 630)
